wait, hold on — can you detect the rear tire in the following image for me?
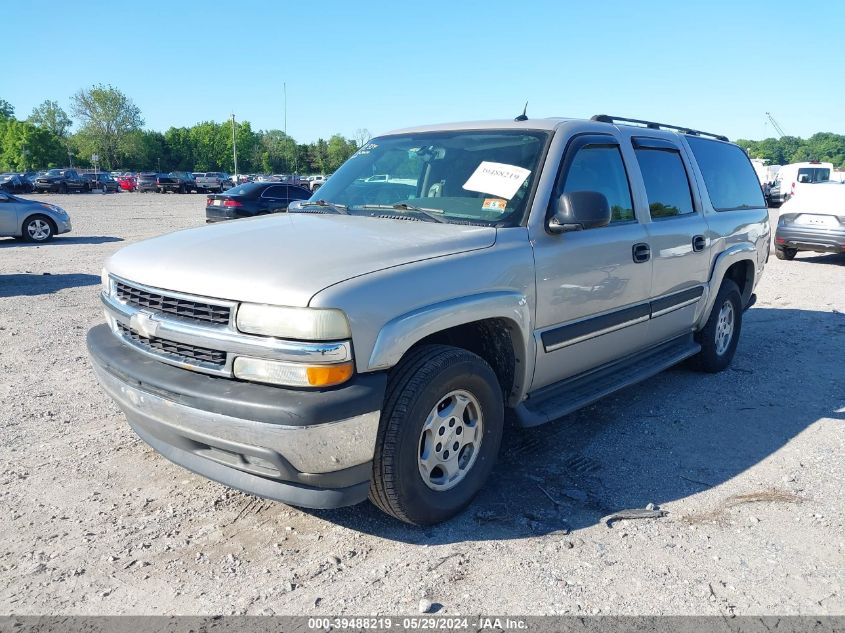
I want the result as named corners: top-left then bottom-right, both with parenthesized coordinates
top-left (775, 247), bottom-right (797, 260)
top-left (59, 183), bottom-right (68, 194)
top-left (691, 279), bottom-right (742, 373)
top-left (369, 345), bottom-right (504, 525)
top-left (22, 215), bottom-right (55, 243)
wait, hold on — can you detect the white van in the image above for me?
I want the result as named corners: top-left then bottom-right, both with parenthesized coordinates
top-left (771, 161), bottom-right (833, 204)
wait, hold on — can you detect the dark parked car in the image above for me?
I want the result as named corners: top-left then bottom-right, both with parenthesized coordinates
top-left (0, 173), bottom-right (34, 194)
top-left (205, 182), bottom-right (311, 222)
top-left (156, 171), bottom-right (196, 194)
top-left (82, 173), bottom-right (120, 193)
top-left (137, 173), bottom-right (158, 193)
top-left (33, 169), bottom-right (89, 193)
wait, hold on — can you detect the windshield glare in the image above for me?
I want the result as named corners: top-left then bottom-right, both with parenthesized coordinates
top-left (306, 130), bottom-right (549, 225)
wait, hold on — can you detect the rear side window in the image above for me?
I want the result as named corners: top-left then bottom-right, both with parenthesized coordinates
top-left (289, 187), bottom-right (311, 200)
top-left (686, 137), bottom-right (766, 211)
top-left (634, 147), bottom-right (694, 218)
top-left (262, 185), bottom-right (286, 198)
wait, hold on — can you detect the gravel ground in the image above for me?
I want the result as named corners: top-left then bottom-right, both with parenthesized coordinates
top-left (0, 192), bottom-right (843, 616)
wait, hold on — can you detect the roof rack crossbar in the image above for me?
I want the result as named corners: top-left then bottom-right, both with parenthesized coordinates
top-left (590, 114), bottom-right (729, 142)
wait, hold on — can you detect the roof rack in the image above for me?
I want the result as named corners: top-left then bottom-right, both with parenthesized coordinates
top-left (590, 114), bottom-right (729, 142)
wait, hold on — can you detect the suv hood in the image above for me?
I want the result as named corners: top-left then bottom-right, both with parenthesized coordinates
top-left (106, 213), bottom-right (496, 306)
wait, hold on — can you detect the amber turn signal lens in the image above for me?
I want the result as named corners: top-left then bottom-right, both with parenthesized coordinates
top-left (306, 362), bottom-right (354, 387)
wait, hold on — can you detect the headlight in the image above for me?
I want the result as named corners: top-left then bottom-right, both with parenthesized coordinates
top-left (236, 304), bottom-right (351, 340)
top-left (233, 357), bottom-right (354, 388)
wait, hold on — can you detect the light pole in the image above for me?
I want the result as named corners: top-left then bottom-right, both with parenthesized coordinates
top-left (157, 157), bottom-right (161, 173)
top-left (284, 82), bottom-right (297, 175)
top-left (231, 113), bottom-right (238, 183)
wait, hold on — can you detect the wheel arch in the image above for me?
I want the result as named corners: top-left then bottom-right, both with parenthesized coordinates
top-left (367, 292), bottom-right (533, 407)
top-left (697, 244), bottom-right (756, 329)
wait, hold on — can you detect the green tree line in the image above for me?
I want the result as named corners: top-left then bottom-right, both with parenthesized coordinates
top-left (0, 88), bottom-right (367, 174)
top-left (737, 133), bottom-right (845, 168)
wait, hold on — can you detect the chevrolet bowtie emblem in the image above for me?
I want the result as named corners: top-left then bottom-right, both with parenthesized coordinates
top-left (129, 312), bottom-right (159, 339)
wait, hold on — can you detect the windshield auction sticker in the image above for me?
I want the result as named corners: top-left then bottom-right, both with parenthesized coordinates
top-left (482, 197), bottom-right (508, 211)
top-left (463, 161), bottom-right (531, 200)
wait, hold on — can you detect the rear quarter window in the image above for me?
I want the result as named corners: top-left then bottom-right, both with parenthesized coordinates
top-left (686, 137), bottom-right (766, 211)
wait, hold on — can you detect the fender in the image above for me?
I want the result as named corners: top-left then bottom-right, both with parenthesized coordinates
top-left (367, 291), bottom-right (534, 404)
top-left (697, 243), bottom-right (756, 329)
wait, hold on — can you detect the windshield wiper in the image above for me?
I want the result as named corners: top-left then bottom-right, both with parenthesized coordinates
top-left (353, 203), bottom-right (447, 224)
top-left (292, 199), bottom-right (348, 214)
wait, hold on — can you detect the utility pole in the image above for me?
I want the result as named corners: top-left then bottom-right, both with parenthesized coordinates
top-left (231, 113), bottom-right (238, 182)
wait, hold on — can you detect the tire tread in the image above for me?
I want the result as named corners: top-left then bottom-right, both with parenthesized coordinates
top-left (369, 345), bottom-right (483, 523)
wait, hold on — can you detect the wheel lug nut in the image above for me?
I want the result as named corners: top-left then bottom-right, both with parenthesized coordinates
top-left (438, 427), bottom-right (445, 436)
top-left (443, 450), bottom-right (449, 459)
top-left (449, 419), bottom-right (455, 427)
top-left (435, 442), bottom-right (442, 452)
top-left (453, 442), bottom-right (459, 451)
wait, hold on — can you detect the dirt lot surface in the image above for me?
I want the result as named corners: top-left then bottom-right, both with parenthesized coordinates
top-left (1, 193), bottom-right (843, 616)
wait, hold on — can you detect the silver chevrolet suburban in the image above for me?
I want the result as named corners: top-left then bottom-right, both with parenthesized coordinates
top-left (88, 114), bottom-right (770, 525)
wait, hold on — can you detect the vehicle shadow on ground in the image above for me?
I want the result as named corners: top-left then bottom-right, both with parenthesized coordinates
top-left (792, 252), bottom-right (845, 266)
top-left (306, 307), bottom-right (844, 542)
top-left (0, 273), bottom-right (101, 297)
top-left (0, 236), bottom-right (123, 247)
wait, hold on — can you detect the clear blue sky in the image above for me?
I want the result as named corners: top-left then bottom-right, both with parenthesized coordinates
top-left (3, 0), bottom-right (842, 142)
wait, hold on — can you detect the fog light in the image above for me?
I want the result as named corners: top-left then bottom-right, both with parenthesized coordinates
top-left (233, 357), bottom-right (354, 388)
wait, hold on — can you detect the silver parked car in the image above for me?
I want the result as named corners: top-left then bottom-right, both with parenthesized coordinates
top-left (0, 192), bottom-right (72, 242)
top-left (88, 114), bottom-right (769, 525)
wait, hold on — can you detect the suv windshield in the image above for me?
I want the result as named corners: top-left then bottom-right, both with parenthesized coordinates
top-left (45, 169), bottom-right (65, 177)
top-left (306, 130), bottom-right (550, 225)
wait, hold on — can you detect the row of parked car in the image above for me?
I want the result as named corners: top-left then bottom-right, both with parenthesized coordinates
top-left (1, 169), bottom-right (331, 196)
top-left (1, 170), bottom-right (125, 194)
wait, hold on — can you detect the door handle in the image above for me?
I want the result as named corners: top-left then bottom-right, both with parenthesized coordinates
top-left (632, 242), bottom-right (651, 263)
top-left (692, 235), bottom-right (707, 252)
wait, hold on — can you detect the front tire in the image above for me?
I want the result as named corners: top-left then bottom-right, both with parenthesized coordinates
top-left (691, 279), bottom-right (743, 373)
top-left (22, 215), bottom-right (55, 243)
top-left (369, 345), bottom-right (504, 525)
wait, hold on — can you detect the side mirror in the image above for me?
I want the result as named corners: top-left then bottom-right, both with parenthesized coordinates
top-left (548, 191), bottom-right (611, 234)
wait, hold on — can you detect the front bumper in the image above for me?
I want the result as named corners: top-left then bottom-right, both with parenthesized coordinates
top-left (54, 216), bottom-right (71, 234)
top-left (775, 223), bottom-right (845, 254)
top-left (87, 324), bottom-right (387, 508)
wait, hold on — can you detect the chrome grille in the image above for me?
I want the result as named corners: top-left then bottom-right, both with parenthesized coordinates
top-left (117, 322), bottom-right (226, 367)
top-left (115, 281), bottom-right (231, 325)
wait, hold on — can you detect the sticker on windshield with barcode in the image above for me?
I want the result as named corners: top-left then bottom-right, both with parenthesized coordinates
top-left (482, 198), bottom-right (508, 211)
top-left (463, 162), bottom-right (531, 200)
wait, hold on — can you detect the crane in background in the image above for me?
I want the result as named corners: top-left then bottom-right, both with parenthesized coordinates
top-left (765, 112), bottom-right (786, 138)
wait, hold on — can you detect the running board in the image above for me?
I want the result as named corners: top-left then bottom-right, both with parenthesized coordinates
top-left (515, 335), bottom-right (701, 427)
